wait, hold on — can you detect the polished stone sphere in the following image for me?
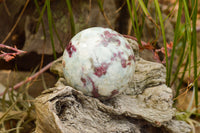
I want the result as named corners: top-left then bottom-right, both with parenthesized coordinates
top-left (62, 27), bottom-right (135, 99)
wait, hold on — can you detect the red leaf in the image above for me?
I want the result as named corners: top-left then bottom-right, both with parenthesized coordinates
top-left (3, 55), bottom-right (15, 62)
top-left (139, 42), bottom-right (154, 50)
top-left (167, 42), bottom-right (173, 49)
top-left (153, 51), bottom-right (162, 63)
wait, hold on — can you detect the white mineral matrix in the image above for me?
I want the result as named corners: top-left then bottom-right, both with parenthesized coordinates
top-left (62, 27), bottom-right (135, 99)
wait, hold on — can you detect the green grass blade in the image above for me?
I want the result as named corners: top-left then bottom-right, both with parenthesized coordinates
top-left (183, 0), bottom-right (192, 79)
top-left (138, 0), bottom-right (150, 16)
top-left (131, 0), bottom-right (142, 46)
top-left (46, 0), bottom-right (57, 59)
top-left (171, 32), bottom-right (186, 86)
top-left (16, 113), bottom-right (26, 133)
top-left (191, 0), bottom-right (198, 108)
top-left (154, 0), bottom-right (169, 85)
top-left (8, 88), bottom-right (20, 111)
top-left (175, 57), bottom-right (189, 99)
top-left (52, 19), bottom-right (64, 50)
top-left (126, 0), bottom-right (142, 46)
top-left (139, 0), bottom-right (148, 34)
top-left (41, 73), bottom-right (48, 90)
top-left (126, 0), bottom-right (136, 33)
top-left (0, 101), bottom-right (17, 123)
top-left (2, 87), bottom-right (10, 111)
top-left (97, 0), bottom-right (113, 29)
top-left (169, 0), bottom-right (183, 85)
top-left (34, 0), bottom-right (47, 36)
top-left (163, 0), bottom-right (178, 22)
top-left (155, 7), bottom-right (159, 42)
top-left (126, 0), bottom-right (136, 31)
top-left (65, 0), bottom-right (75, 36)
top-left (97, 0), bottom-right (103, 12)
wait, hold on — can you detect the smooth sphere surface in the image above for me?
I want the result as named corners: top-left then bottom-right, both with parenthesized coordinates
top-left (62, 27), bottom-right (135, 99)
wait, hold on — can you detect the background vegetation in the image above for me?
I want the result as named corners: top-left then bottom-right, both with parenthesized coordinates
top-left (0, 0), bottom-right (200, 132)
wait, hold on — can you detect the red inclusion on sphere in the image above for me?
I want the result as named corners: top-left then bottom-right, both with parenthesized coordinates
top-left (112, 38), bottom-right (120, 46)
top-left (133, 55), bottom-right (136, 61)
top-left (121, 59), bottom-right (127, 68)
top-left (127, 55), bottom-right (135, 66)
top-left (111, 90), bottom-right (119, 96)
top-left (118, 51), bottom-right (124, 59)
top-left (125, 43), bottom-right (131, 49)
top-left (100, 30), bottom-right (121, 47)
top-left (101, 39), bottom-right (109, 47)
top-left (66, 42), bottom-right (76, 57)
top-left (128, 55), bottom-right (134, 61)
top-left (88, 77), bottom-right (99, 97)
top-left (81, 77), bottom-right (87, 86)
top-left (104, 31), bottom-right (113, 38)
top-left (62, 60), bottom-right (65, 67)
top-left (108, 89), bottom-right (119, 99)
top-left (127, 62), bottom-right (131, 66)
top-left (94, 62), bottom-right (110, 77)
top-left (111, 53), bottom-right (117, 61)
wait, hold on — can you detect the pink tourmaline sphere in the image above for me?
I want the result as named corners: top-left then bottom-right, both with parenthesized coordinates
top-left (62, 27), bottom-right (135, 99)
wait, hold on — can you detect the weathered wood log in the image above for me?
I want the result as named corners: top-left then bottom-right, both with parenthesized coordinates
top-left (34, 39), bottom-right (191, 133)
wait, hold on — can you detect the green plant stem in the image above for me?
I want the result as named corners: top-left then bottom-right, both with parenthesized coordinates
top-left (66, 0), bottom-right (76, 36)
top-left (0, 101), bottom-right (17, 123)
top-left (46, 0), bottom-right (57, 59)
top-left (138, 0), bottom-right (150, 16)
top-left (127, 0), bottom-right (136, 33)
top-left (183, 0), bottom-right (192, 79)
top-left (163, 0), bottom-right (178, 22)
top-left (139, 0), bottom-right (148, 34)
top-left (175, 57), bottom-right (189, 99)
top-left (34, 0), bottom-right (47, 37)
top-left (16, 113), bottom-right (26, 133)
top-left (126, 0), bottom-right (142, 46)
top-left (154, 0), bottom-right (168, 85)
top-left (97, 0), bottom-right (113, 29)
top-left (169, 0), bottom-right (183, 85)
top-left (131, 0), bottom-right (142, 46)
top-left (171, 33), bottom-right (186, 86)
top-left (52, 19), bottom-right (64, 50)
top-left (191, 0), bottom-right (198, 108)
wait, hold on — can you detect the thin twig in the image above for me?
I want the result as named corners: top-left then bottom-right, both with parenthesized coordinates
top-left (0, 44), bottom-right (26, 53)
top-left (86, 0), bottom-right (92, 24)
top-left (3, 0), bottom-right (11, 16)
top-left (1, 0), bottom-right (30, 44)
top-left (115, 1), bottom-right (126, 14)
top-left (0, 61), bottom-right (54, 96)
top-left (0, 44), bottom-right (26, 61)
top-left (97, 0), bottom-right (113, 29)
top-left (127, 7), bottom-right (133, 35)
top-left (102, 11), bottom-right (113, 29)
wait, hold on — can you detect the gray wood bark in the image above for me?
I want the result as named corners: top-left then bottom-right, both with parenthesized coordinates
top-left (34, 39), bottom-right (191, 133)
